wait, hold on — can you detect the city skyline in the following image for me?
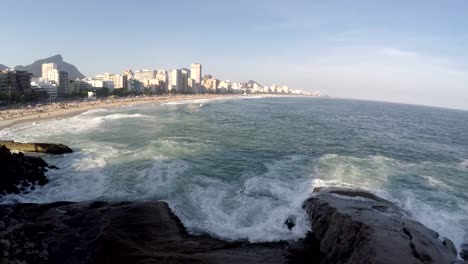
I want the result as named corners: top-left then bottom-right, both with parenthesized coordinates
top-left (1, 1), bottom-right (468, 109)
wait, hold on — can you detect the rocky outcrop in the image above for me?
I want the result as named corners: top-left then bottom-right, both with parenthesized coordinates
top-left (461, 243), bottom-right (468, 261)
top-left (303, 187), bottom-right (458, 264)
top-left (0, 140), bottom-right (73, 154)
top-left (14, 54), bottom-right (85, 79)
top-left (0, 187), bottom-right (462, 263)
top-left (0, 146), bottom-right (52, 195)
top-left (0, 201), bottom-right (291, 264)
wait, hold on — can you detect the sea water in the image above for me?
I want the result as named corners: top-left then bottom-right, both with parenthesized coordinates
top-left (1, 97), bottom-right (467, 249)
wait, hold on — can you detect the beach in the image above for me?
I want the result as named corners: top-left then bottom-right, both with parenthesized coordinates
top-left (0, 94), bottom-right (250, 131)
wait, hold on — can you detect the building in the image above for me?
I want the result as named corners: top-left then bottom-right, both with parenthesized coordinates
top-left (41, 63), bottom-right (57, 79)
top-left (112, 74), bottom-right (127, 89)
top-left (202, 77), bottom-right (219, 93)
top-left (69, 80), bottom-right (92, 94)
top-left (180, 68), bottom-right (190, 93)
top-left (0, 72), bottom-right (7, 94)
top-left (58, 71), bottom-right (69, 98)
top-left (0, 70), bottom-right (33, 96)
top-left (218, 80), bottom-right (231, 93)
top-left (122, 70), bottom-right (134, 80)
top-left (31, 78), bottom-right (58, 100)
top-left (134, 69), bottom-right (156, 81)
top-left (231, 82), bottom-right (244, 93)
top-left (190, 63), bottom-right (202, 85)
top-left (168, 69), bottom-right (182, 92)
top-left (84, 79), bottom-right (103, 88)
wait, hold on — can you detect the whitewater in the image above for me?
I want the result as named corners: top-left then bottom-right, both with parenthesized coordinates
top-left (0, 97), bottom-right (467, 251)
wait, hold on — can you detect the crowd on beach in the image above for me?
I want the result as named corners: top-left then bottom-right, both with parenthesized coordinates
top-left (0, 94), bottom-right (224, 121)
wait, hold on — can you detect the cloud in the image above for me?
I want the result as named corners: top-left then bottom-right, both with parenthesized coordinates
top-left (380, 47), bottom-right (418, 58)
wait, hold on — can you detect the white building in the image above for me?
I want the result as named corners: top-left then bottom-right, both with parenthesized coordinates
top-left (190, 63), bottom-right (202, 84)
top-left (156, 70), bottom-right (168, 82)
top-left (41, 63), bottom-right (57, 79)
top-left (168, 69), bottom-right (182, 92)
top-left (31, 78), bottom-right (58, 100)
top-left (112, 74), bottom-right (127, 89)
top-left (134, 69), bottom-right (156, 81)
top-left (218, 80), bottom-right (231, 93)
top-left (96, 73), bottom-right (127, 89)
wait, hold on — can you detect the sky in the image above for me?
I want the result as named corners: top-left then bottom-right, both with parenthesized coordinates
top-left (2, 0), bottom-right (468, 110)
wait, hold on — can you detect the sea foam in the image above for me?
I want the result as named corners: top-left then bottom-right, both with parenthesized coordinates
top-left (312, 154), bottom-right (468, 251)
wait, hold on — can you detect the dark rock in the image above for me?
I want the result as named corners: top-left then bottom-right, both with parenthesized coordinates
top-left (0, 146), bottom-right (53, 195)
top-left (286, 232), bottom-right (325, 263)
top-left (442, 238), bottom-right (457, 257)
top-left (285, 216), bottom-right (295, 230)
top-left (461, 243), bottom-right (468, 260)
top-left (0, 201), bottom-right (295, 264)
top-left (303, 187), bottom-right (457, 264)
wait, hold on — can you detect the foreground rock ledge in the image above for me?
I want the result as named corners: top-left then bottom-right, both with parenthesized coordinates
top-left (0, 201), bottom-right (291, 264)
top-left (0, 140), bottom-right (73, 154)
top-left (0, 189), bottom-right (461, 264)
top-left (303, 187), bottom-right (459, 264)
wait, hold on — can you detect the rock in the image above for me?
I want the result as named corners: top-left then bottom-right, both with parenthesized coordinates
top-left (0, 141), bottom-right (73, 154)
top-left (0, 201), bottom-right (293, 264)
top-left (442, 238), bottom-right (457, 256)
top-left (461, 243), bottom-right (468, 260)
top-left (0, 146), bottom-right (52, 195)
top-left (0, 239), bottom-right (11, 250)
top-left (285, 216), bottom-right (295, 230)
top-left (302, 187), bottom-right (457, 264)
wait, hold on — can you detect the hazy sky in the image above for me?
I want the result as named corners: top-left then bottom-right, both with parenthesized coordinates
top-left (2, 0), bottom-right (468, 110)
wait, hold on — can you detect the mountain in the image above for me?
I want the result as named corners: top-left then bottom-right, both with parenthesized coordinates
top-left (0, 64), bottom-right (9, 70)
top-left (14, 54), bottom-right (85, 79)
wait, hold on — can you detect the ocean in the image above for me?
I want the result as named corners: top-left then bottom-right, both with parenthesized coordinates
top-left (1, 97), bottom-right (467, 249)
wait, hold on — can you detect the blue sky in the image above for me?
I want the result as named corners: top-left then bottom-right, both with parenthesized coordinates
top-left (2, 0), bottom-right (468, 109)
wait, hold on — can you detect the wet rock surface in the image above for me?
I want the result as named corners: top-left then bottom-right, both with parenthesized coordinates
top-left (0, 146), bottom-right (51, 195)
top-left (0, 140), bottom-right (73, 154)
top-left (303, 187), bottom-right (458, 264)
top-left (460, 243), bottom-right (468, 261)
top-left (0, 186), bottom-right (462, 263)
top-left (0, 201), bottom-right (293, 264)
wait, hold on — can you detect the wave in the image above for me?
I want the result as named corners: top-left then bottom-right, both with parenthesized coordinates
top-left (90, 113), bottom-right (149, 121)
top-left (312, 154), bottom-right (468, 251)
top-left (2, 147), bottom-right (466, 246)
top-left (0, 113), bottom-right (151, 142)
top-left (458, 159), bottom-right (468, 171)
top-left (77, 108), bottom-right (110, 116)
top-left (160, 96), bottom-right (265, 106)
top-left (172, 155), bottom-right (312, 242)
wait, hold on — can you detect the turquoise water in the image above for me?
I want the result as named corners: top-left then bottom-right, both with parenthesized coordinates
top-left (1, 97), bottom-right (467, 248)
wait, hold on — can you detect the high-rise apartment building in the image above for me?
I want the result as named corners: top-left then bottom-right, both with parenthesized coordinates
top-left (134, 69), bottom-right (156, 81)
top-left (0, 70), bottom-right (32, 96)
top-left (58, 71), bottom-right (69, 98)
top-left (168, 69), bottom-right (183, 92)
top-left (42, 63), bottom-right (57, 78)
top-left (190, 63), bottom-right (202, 84)
top-left (180, 68), bottom-right (190, 92)
top-left (112, 74), bottom-right (128, 89)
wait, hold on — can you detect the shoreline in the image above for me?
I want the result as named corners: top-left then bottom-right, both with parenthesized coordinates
top-left (0, 94), bottom-right (293, 131)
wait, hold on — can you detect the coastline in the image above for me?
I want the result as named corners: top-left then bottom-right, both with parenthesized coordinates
top-left (0, 94), bottom-right (284, 131)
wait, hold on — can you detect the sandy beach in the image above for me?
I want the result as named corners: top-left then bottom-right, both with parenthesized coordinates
top-left (0, 94), bottom-right (249, 131)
